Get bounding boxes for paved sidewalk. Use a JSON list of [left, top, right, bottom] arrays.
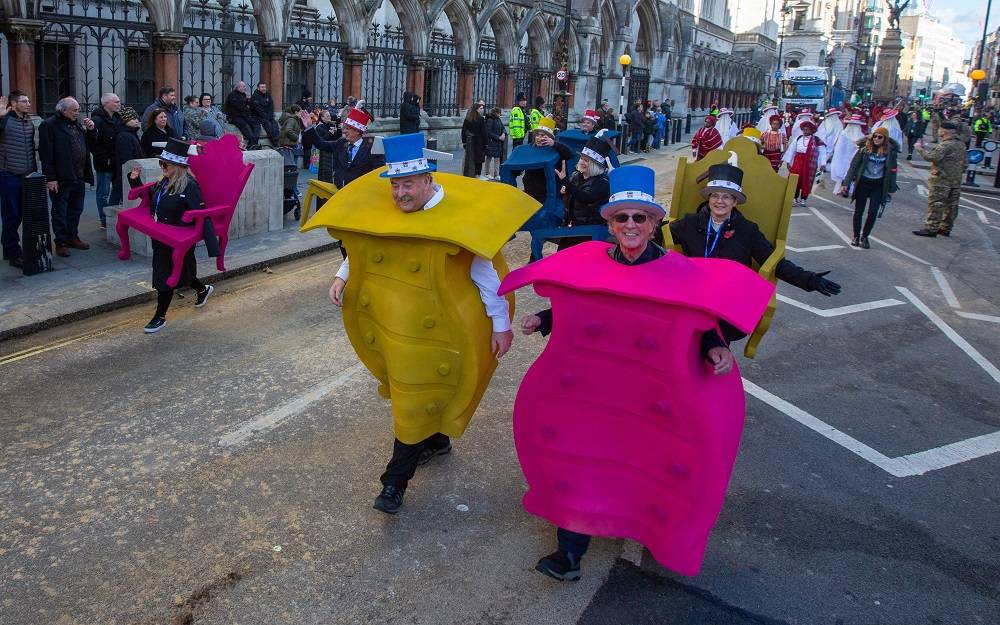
[[0, 138, 691, 341]]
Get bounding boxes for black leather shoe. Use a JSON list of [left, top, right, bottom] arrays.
[[861, 236, 871, 249], [417, 442, 453, 466], [535, 550, 581, 581], [373, 484, 405, 514], [912, 229, 937, 237], [850, 236, 860, 247]]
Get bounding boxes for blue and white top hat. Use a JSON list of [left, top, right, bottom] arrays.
[[378, 132, 452, 178], [599, 165, 666, 220]]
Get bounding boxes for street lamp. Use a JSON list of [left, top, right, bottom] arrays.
[[618, 53, 631, 153]]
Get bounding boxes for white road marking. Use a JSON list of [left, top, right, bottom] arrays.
[[917, 184, 928, 198], [776, 294, 905, 317], [956, 311, 1000, 323], [990, 224, 1000, 232], [808, 207, 857, 246], [868, 236, 932, 265], [810, 194, 852, 212], [786, 244, 844, 252], [896, 287, 1000, 385], [929, 266, 961, 309], [743, 379, 1000, 477], [218, 363, 366, 448], [791, 212, 811, 217], [959, 196, 1000, 216]]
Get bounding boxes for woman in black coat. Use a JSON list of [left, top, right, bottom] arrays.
[[311, 109, 339, 183], [114, 106, 144, 189], [554, 136, 612, 249], [127, 138, 214, 334], [399, 91, 421, 134], [461, 103, 488, 178], [843, 129, 899, 248], [668, 161, 841, 343], [140, 108, 178, 158], [484, 107, 505, 180]]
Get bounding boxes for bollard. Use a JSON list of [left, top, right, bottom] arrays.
[[617, 122, 628, 155], [685, 113, 692, 133], [666, 119, 673, 145]]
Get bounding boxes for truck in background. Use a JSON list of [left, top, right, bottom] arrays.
[[780, 66, 832, 112]]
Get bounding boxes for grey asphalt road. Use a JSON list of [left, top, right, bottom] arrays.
[[1, 159, 998, 625]]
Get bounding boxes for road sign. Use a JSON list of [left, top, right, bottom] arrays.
[[774, 71, 782, 79], [556, 69, 569, 82]]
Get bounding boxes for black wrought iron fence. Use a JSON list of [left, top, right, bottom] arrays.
[[362, 23, 407, 119], [180, 0, 262, 102], [286, 12, 345, 107], [514, 45, 537, 107], [35, 0, 155, 116], [423, 31, 459, 117], [473, 38, 499, 108]]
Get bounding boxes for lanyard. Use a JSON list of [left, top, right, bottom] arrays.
[[705, 221, 724, 257], [154, 186, 166, 217]]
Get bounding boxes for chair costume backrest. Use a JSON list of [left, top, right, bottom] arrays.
[[670, 136, 795, 262], [188, 134, 254, 230]]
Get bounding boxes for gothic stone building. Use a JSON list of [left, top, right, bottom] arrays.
[[0, 0, 768, 142]]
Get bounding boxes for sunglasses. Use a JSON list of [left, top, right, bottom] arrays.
[[612, 213, 649, 224]]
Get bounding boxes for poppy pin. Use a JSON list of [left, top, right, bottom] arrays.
[[723, 230, 734, 239]]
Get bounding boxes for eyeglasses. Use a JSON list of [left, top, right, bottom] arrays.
[[159, 162, 172, 169], [612, 213, 649, 224]]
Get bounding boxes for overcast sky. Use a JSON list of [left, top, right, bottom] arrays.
[[930, 0, 999, 60]]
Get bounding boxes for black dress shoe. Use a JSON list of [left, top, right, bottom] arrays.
[[861, 236, 871, 249], [373, 484, 405, 514], [850, 236, 860, 247], [912, 228, 938, 237], [535, 550, 582, 581]]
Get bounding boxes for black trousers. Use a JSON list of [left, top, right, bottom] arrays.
[[380, 432, 450, 489], [230, 115, 260, 147], [258, 117, 279, 144], [852, 177, 884, 238], [155, 278, 206, 318]]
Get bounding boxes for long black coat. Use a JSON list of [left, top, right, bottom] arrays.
[[313, 122, 337, 183], [250, 90, 275, 121], [485, 115, 505, 158], [399, 91, 421, 134], [90, 106, 121, 173], [224, 90, 252, 120], [462, 114, 488, 165], [129, 174, 205, 290], [114, 125, 143, 184], [561, 171, 609, 226], [38, 114, 95, 185]]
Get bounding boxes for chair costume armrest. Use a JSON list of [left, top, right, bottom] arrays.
[[181, 204, 228, 223], [758, 241, 785, 279], [126, 181, 157, 201]]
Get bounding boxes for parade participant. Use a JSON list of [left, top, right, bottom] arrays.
[[510, 93, 527, 148], [669, 153, 841, 343], [580, 108, 600, 134], [816, 108, 843, 166], [691, 115, 722, 160], [756, 104, 779, 134], [871, 109, 904, 146], [789, 109, 814, 144], [759, 115, 787, 171], [782, 119, 826, 206], [553, 135, 611, 249], [829, 114, 866, 195], [913, 122, 966, 237], [127, 138, 214, 333], [740, 126, 764, 155], [504, 165, 774, 581], [306, 132, 537, 514], [842, 127, 899, 248], [300, 108, 384, 189], [715, 108, 738, 144], [519, 116, 574, 205]]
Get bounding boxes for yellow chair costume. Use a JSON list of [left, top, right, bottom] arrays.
[[302, 168, 539, 444], [663, 136, 797, 358]]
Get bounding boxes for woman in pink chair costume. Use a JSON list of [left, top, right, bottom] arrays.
[[499, 165, 775, 581]]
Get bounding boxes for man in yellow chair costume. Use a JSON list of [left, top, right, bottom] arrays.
[[303, 132, 538, 514]]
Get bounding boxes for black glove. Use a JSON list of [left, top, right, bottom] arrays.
[[810, 270, 841, 297]]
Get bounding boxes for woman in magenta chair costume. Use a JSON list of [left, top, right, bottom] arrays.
[[499, 165, 775, 581]]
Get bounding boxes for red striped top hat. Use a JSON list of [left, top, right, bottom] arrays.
[[343, 108, 371, 132]]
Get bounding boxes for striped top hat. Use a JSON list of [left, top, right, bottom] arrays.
[[846, 114, 866, 126], [378, 132, 451, 178], [599, 165, 665, 220], [581, 136, 612, 166], [583, 109, 600, 123], [699, 151, 746, 204], [158, 137, 198, 166], [343, 108, 371, 132]]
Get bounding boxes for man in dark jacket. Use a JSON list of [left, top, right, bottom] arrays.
[[0, 90, 37, 268], [90, 92, 122, 228], [38, 97, 96, 257], [399, 91, 421, 134], [251, 82, 280, 146], [300, 108, 385, 189], [224, 81, 260, 148], [142, 86, 184, 138]]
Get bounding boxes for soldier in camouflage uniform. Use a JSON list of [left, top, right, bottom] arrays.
[[913, 122, 966, 237]]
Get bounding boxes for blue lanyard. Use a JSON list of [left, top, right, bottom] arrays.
[[705, 221, 724, 257], [154, 187, 166, 217]]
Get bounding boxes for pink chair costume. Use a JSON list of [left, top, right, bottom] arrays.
[[499, 240, 774, 575]]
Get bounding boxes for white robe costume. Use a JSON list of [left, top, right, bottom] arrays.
[[789, 113, 813, 145], [756, 108, 778, 134], [714, 112, 738, 148], [829, 123, 866, 195], [872, 115, 904, 146], [816, 114, 844, 166]]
